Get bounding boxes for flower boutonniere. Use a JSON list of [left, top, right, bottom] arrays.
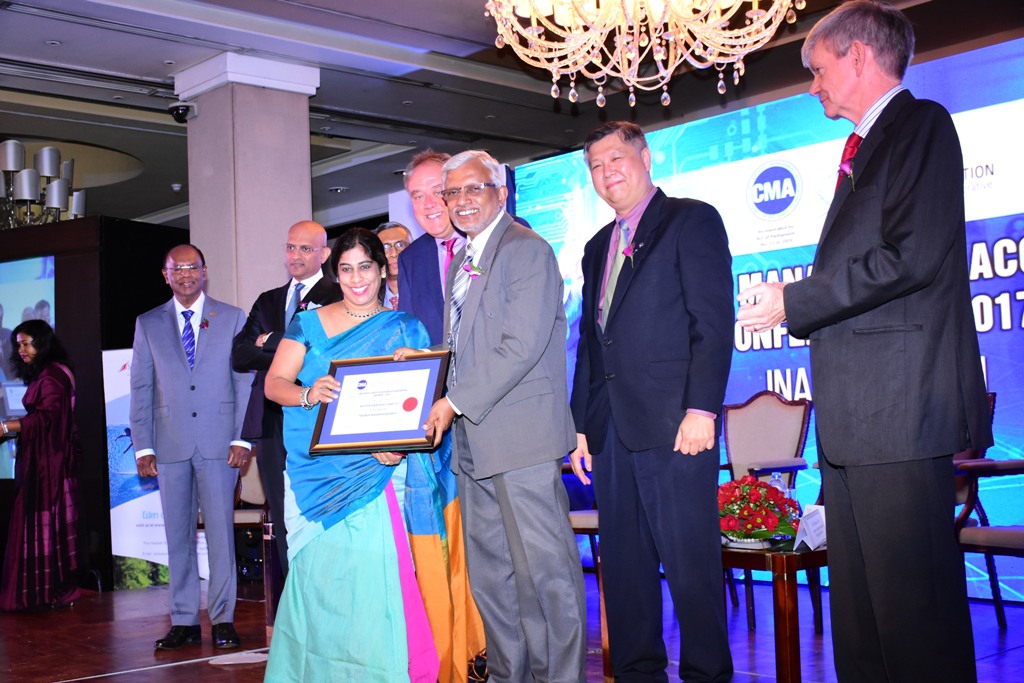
[[463, 261, 485, 280], [199, 318, 210, 330], [297, 301, 309, 313], [623, 241, 644, 267], [839, 159, 856, 191]]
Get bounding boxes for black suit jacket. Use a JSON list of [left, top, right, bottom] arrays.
[[570, 189, 734, 453], [397, 233, 445, 345], [232, 276, 341, 439], [784, 90, 992, 465]]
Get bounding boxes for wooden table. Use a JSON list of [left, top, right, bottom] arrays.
[[721, 546, 828, 683]]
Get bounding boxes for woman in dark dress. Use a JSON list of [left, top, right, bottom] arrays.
[[0, 320, 80, 610]]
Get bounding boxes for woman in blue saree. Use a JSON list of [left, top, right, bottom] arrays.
[[263, 229, 483, 682]]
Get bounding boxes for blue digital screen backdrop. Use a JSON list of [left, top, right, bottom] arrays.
[[515, 37, 1024, 601]]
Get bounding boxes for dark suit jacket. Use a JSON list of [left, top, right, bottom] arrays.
[[570, 189, 734, 453], [398, 233, 446, 345], [444, 213, 576, 479], [784, 90, 992, 465], [232, 276, 341, 440]]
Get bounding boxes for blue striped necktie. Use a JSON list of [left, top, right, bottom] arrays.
[[181, 310, 196, 369]]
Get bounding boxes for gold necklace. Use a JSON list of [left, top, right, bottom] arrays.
[[343, 303, 383, 319]]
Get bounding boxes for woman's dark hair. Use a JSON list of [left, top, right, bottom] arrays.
[[331, 227, 388, 303], [9, 319, 72, 383]]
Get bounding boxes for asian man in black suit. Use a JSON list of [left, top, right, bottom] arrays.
[[569, 121, 734, 682]]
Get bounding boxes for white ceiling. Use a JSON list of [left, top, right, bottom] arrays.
[[2, 0, 1022, 229]]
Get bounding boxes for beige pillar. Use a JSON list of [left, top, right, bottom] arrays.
[[175, 54, 319, 309]]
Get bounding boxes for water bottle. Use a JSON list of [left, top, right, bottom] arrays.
[[768, 472, 786, 494]]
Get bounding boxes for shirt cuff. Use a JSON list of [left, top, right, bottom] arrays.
[[686, 408, 717, 420], [231, 440, 252, 450], [134, 448, 155, 460], [446, 396, 463, 416]]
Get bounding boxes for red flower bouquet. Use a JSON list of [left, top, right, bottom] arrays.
[[718, 475, 801, 541]]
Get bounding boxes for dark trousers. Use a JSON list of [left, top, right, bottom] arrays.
[[256, 410, 288, 576], [592, 418, 733, 682], [820, 450, 977, 683]]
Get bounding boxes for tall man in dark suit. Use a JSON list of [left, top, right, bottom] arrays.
[[398, 150, 466, 344], [568, 121, 734, 682], [738, 3, 991, 681], [232, 220, 337, 574], [130, 244, 251, 650], [419, 150, 586, 683]]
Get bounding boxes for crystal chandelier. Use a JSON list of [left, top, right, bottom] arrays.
[[485, 0, 805, 107], [1, 139, 86, 230]]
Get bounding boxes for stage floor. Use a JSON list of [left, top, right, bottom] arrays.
[[1, 573, 1021, 682]]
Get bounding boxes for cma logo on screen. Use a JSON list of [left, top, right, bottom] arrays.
[[357, 379, 368, 390], [748, 162, 800, 220]]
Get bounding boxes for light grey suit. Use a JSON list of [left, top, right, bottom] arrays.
[[444, 212, 586, 683], [129, 296, 250, 627]]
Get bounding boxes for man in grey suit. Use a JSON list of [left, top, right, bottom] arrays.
[[131, 244, 251, 650], [420, 150, 586, 683]]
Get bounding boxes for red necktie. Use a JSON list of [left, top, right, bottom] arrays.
[[442, 238, 457, 279], [836, 133, 863, 191], [390, 295, 399, 310]]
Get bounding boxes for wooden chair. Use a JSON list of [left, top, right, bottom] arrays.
[[567, 507, 611, 682], [720, 390, 821, 632], [955, 457, 1024, 630], [953, 393, 1017, 630]]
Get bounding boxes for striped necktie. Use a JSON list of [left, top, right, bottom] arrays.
[[447, 244, 475, 383], [181, 310, 196, 369]]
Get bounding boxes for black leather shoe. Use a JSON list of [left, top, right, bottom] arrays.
[[155, 625, 201, 650], [212, 622, 241, 649]]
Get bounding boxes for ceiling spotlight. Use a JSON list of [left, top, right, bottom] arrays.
[[328, 186, 349, 193]]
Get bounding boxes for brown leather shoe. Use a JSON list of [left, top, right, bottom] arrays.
[[212, 622, 241, 649], [155, 625, 201, 650]]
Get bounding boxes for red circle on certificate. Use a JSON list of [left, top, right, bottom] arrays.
[[402, 397, 419, 412]]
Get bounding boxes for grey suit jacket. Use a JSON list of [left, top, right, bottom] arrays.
[[444, 212, 575, 479], [130, 296, 251, 463]]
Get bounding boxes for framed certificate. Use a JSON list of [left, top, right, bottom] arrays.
[[310, 349, 450, 455]]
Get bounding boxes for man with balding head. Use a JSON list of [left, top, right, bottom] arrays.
[[232, 220, 340, 575]]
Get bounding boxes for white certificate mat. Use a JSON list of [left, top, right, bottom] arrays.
[[331, 368, 430, 436]]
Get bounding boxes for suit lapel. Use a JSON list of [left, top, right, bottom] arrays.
[[605, 189, 666, 327], [273, 282, 289, 331], [817, 91, 913, 251], [163, 299, 191, 371], [454, 213, 513, 353], [305, 276, 338, 305], [195, 298, 212, 369]]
